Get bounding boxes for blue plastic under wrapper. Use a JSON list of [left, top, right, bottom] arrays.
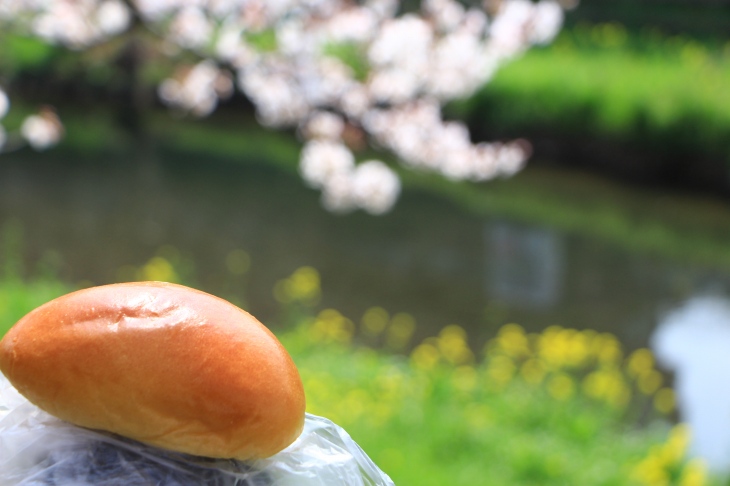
[[0, 374, 395, 486]]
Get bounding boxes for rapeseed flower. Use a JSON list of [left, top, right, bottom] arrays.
[[273, 266, 321, 305], [633, 424, 706, 486]]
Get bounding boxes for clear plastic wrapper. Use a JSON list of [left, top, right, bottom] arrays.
[[0, 374, 394, 486]]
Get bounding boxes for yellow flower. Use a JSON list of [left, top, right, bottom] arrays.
[[310, 308, 354, 344], [583, 369, 630, 408], [496, 323, 530, 358], [362, 306, 389, 336], [627, 348, 655, 378], [632, 425, 699, 486], [633, 454, 670, 486], [679, 458, 707, 486], [638, 370, 663, 395], [654, 388, 676, 414], [662, 424, 691, 465], [385, 312, 416, 350], [486, 355, 516, 387], [594, 333, 623, 367], [139, 256, 178, 282], [547, 373, 575, 401], [438, 325, 474, 366], [274, 266, 321, 304], [537, 327, 593, 369], [411, 343, 440, 371], [520, 358, 546, 384]]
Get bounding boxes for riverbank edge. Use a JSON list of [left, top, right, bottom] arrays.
[[154, 113, 730, 272], [23, 107, 730, 273]]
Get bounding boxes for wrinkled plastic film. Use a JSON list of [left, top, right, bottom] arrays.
[[0, 374, 395, 486]]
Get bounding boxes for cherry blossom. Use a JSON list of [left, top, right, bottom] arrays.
[[0, 0, 568, 214]]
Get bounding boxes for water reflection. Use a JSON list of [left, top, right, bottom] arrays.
[[652, 295, 730, 472], [486, 223, 563, 309]]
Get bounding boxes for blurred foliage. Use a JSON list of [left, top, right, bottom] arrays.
[[322, 41, 370, 82], [0, 34, 57, 74], [0, 26, 191, 112], [243, 29, 278, 53]]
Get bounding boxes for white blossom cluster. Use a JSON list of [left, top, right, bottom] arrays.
[[20, 108, 64, 150], [0, 86, 63, 152], [0, 88, 8, 149], [0, 0, 132, 49], [363, 100, 529, 181], [1, 0, 567, 214], [158, 61, 234, 117], [300, 138, 401, 214]]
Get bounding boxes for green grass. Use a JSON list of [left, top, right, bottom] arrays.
[[454, 23, 730, 160], [0, 278, 69, 337], [0, 221, 69, 336]]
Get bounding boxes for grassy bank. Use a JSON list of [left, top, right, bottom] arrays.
[[0, 267, 716, 486], [406, 164, 730, 271], [455, 23, 730, 170], [146, 113, 730, 273], [9, 104, 730, 275]]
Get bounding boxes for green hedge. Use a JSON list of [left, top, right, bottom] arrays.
[[454, 23, 730, 165]]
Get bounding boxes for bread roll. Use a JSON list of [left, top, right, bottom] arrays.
[[0, 282, 306, 460]]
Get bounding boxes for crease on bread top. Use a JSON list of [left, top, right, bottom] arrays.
[[0, 281, 306, 460]]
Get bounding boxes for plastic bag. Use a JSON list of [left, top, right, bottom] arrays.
[[0, 374, 394, 486]]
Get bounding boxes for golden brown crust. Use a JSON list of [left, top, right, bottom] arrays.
[[0, 282, 305, 460]]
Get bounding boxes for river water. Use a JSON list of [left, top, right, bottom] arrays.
[[3, 143, 730, 470]]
